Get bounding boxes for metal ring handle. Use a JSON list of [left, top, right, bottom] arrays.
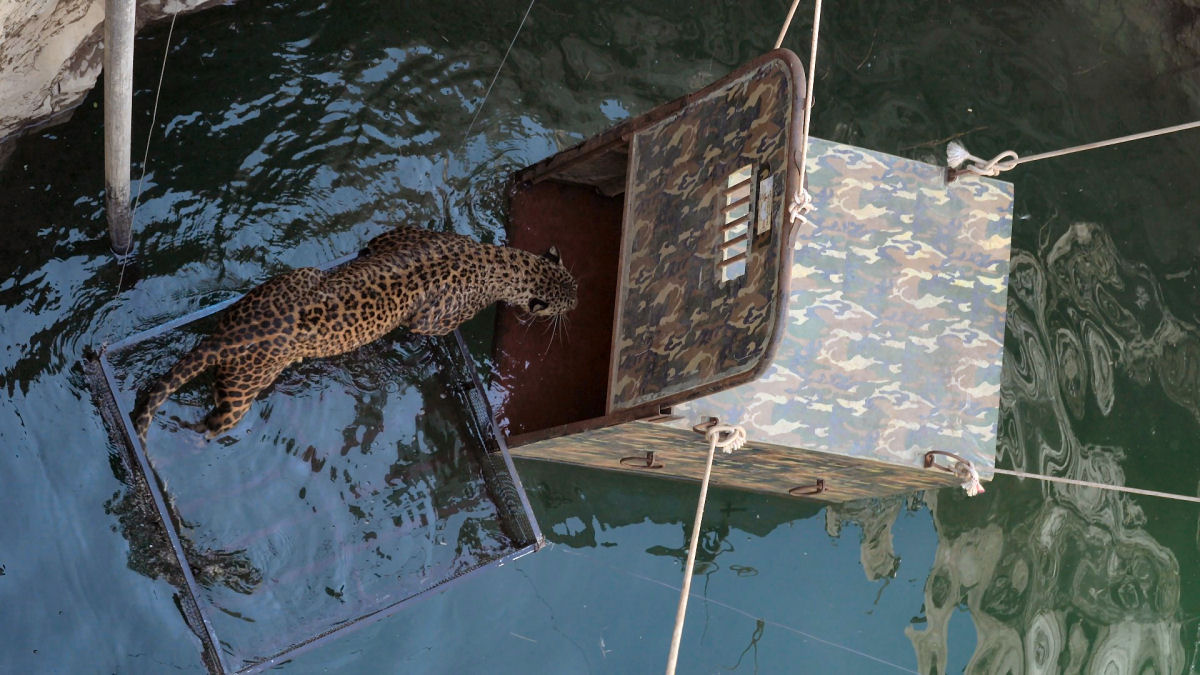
[[619, 451, 664, 470], [788, 478, 826, 497], [691, 417, 719, 435], [924, 450, 970, 473]]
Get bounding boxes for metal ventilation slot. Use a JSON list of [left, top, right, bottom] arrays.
[[719, 164, 754, 281]]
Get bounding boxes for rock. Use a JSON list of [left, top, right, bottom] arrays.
[[0, 0, 231, 144]]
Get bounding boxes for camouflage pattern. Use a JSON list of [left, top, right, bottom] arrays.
[[609, 57, 798, 410], [511, 421, 959, 503], [669, 138, 1013, 478]]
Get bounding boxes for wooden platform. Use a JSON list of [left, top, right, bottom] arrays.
[[510, 421, 959, 503]]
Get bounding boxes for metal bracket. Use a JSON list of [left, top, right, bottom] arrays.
[[923, 450, 968, 473], [619, 451, 664, 470], [641, 406, 682, 423], [691, 416, 719, 435], [788, 479, 826, 497]]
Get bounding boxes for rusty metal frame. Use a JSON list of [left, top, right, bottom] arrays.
[[88, 253, 543, 674]]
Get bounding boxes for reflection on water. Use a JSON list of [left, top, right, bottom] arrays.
[[103, 487, 262, 594], [1008, 220, 1200, 473], [825, 493, 917, 582], [905, 486, 1181, 674], [3, 0, 1200, 671], [826, 222, 1197, 673]]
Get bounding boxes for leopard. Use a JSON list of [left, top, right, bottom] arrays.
[[133, 226, 577, 442]]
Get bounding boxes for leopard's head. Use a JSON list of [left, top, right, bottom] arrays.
[[521, 245, 577, 319]]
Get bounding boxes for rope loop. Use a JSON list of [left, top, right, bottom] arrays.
[[952, 460, 986, 496], [946, 141, 1019, 177], [705, 423, 747, 454], [924, 450, 986, 497], [788, 188, 814, 226], [926, 451, 1200, 504], [947, 120, 1200, 181]]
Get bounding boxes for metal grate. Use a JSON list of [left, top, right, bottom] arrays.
[[719, 164, 755, 281], [85, 256, 542, 674]]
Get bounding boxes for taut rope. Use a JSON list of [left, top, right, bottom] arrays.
[[925, 451, 1200, 504], [775, 0, 824, 225], [117, 12, 178, 292], [461, 0, 536, 147], [947, 119, 1200, 178], [664, 423, 747, 675]]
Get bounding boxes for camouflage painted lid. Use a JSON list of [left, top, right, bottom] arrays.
[[669, 137, 1014, 477], [608, 52, 804, 413]]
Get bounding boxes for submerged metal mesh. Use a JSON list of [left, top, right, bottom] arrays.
[[87, 295, 541, 674], [443, 333, 542, 549]]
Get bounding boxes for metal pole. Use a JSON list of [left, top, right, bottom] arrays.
[[103, 0, 136, 255]]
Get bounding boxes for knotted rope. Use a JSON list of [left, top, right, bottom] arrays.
[[947, 119, 1200, 178], [925, 451, 985, 496], [925, 451, 1200, 503], [778, 0, 824, 227]]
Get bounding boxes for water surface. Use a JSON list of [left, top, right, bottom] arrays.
[[1, 0, 1199, 672]]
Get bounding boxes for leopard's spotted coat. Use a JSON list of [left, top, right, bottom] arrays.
[[133, 227, 576, 440]]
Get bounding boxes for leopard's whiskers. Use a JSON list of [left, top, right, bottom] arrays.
[[517, 309, 536, 340], [541, 311, 569, 356]]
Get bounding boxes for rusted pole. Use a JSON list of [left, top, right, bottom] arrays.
[[103, 0, 136, 255]]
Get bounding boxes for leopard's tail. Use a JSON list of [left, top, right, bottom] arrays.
[[133, 340, 219, 442]]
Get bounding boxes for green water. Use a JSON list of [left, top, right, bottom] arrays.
[[2, 0, 1199, 672]]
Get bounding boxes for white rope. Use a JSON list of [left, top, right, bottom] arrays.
[[776, 0, 823, 227], [924, 452, 985, 496], [991, 467, 1200, 504], [461, 0, 535, 147], [947, 119, 1200, 178], [665, 423, 747, 675], [794, 0, 821, 191], [954, 459, 985, 497], [117, 12, 178, 291], [925, 451, 1200, 504], [773, 0, 802, 50]]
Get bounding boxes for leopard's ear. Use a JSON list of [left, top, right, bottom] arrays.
[[542, 245, 561, 265]]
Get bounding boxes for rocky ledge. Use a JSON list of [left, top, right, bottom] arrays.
[[0, 0, 232, 144]]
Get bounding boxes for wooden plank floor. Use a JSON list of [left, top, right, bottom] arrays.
[[511, 421, 960, 503]]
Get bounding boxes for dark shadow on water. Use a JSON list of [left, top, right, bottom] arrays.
[[102, 487, 262, 594]]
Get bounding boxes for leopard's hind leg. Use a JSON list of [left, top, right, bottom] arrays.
[[204, 353, 291, 438]]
